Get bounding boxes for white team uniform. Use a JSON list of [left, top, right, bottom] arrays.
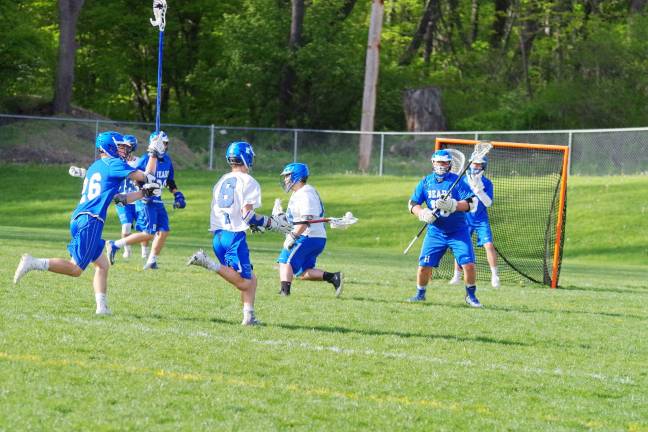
[[210, 171, 262, 232], [287, 184, 326, 238]]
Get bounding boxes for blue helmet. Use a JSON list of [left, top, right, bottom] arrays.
[[280, 162, 309, 192], [470, 155, 488, 175], [95, 131, 126, 159], [123, 134, 138, 154], [226, 141, 255, 168], [431, 149, 452, 176]]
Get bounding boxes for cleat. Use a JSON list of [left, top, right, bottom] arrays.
[[95, 307, 112, 316], [13, 254, 36, 284], [187, 250, 210, 268], [448, 275, 462, 285], [241, 314, 261, 326], [491, 275, 500, 288], [408, 293, 426, 302], [106, 241, 119, 265], [143, 261, 158, 270], [331, 272, 343, 297], [279, 287, 290, 296], [465, 286, 482, 308]]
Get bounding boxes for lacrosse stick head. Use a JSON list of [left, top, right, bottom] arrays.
[[446, 148, 467, 175], [150, 0, 168, 31], [330, 212, 358, 230], [470, 141, 493, 163]]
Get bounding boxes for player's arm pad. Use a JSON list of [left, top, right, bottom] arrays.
[[466, 196, 478, 212], [408, 200, 418, 214], [242, 210, 268, 229], [166, 178, 177, 191], [474, 190, 492, 207]]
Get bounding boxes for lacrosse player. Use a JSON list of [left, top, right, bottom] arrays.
[[186, 141, 290, 326], [106, 131, 186, 270], [13, 131, 162, 314], [449, 155, 499, 288], [275, 163, 343, 297], [407, 149, 483, 307], [113, 134, 144, 259]]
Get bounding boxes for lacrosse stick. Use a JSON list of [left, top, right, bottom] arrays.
[[293, 212, 359, 230], [150, 0, 167, 132], [68, 165, 87, 178], [403, 142, 492, 255]]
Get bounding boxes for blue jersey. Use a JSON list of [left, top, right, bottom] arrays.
[[118, 159, 140, 194], [72, 157, 136, 222], [464, 175, 494, 226], [410, 172, 474, 233], [136, 153, 174, 203]]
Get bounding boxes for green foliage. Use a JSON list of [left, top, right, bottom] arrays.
[[3, 0, 648, 131]]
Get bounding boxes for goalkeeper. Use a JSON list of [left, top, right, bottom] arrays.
[[274, 163, 343, 297], [449, 156, 500, 288], [13, 131, 162, 315], [186, 141, 291, 326], [407, 149, 483, 308]]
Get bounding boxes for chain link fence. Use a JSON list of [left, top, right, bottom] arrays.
[[1, 114, 647, 175]]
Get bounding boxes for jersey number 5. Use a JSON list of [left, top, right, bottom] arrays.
[[80, 173, 102, 203]]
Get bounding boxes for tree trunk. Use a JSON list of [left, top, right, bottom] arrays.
[[399, 0, 439, 66], [402, 87, 446, 132], [469, 0, 479, 45], [278, 0, 305, 127], [630, 0, 648, 13], [491, 0, 511, 49], [358, 0, 384, 172], [53, 0, 85, 114]]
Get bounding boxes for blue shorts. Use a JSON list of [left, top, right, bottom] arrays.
[[469, 221, 494, 247], [137, 201, 169, 234], [116, 203, 137, 225], [67, 214, 105, 270], [212, 230, 253, 280], [277, 236, 326, 276], [419, 225, 475, 267]]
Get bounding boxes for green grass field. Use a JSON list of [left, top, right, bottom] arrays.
[[1, 166, 647, 430]]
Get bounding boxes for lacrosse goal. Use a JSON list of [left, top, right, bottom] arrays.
[[435, 138, 569, 288]]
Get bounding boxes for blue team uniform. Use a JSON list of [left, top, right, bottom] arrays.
[[135, 153, 174, 234], [463, 175, 494, 246], [115, 164, 140, 226], [410, 172, 476, 267], [68, 157, 135, 269]]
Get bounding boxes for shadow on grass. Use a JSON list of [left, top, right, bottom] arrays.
[[342, 295, 648, 321]]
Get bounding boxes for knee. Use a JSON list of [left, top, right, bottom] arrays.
[[71, 267, 83, 277], [462, 263, 475, 271]]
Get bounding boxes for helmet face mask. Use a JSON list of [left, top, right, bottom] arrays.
[[431, 150, 453, 176], [280, 162, 309, 192], [469, 155, 488, 175], [122, 135, 138, 157], [226, 141, 255, 169]]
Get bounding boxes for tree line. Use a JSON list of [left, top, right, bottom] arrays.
[[2, 0, 648, 131]]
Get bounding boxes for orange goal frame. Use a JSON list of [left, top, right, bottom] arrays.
[[435, 137, 569, 288]]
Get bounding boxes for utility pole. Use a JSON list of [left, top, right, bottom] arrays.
[[358, 0, 384, 172]]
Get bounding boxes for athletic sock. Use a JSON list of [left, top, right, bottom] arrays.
[[416, 285, 427, 296], [490, 266, 499, 277], [34, 258, 49, 271], [141, 246, 149, 258], [322, 272, 335, 283], [95, 293, 107, 309], [114, 239, 126, 249], [146, 254, 157, 265], [280, 281, 291, 294]]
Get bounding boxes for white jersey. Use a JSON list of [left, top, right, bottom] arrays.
[[210, 171, 262, 232], [287, 184, 326, 238]]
